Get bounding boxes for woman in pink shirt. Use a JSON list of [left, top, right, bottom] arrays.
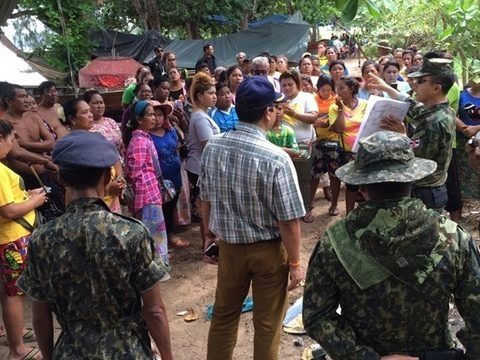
[[124, 100, 170, 278]]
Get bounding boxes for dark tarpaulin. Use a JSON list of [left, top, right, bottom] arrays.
[[165, 22, 310, 69], [91, 29, 171, 64]]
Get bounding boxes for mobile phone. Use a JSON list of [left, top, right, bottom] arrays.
[[174, 100, 182, 110], [204, 243, 219, 257]]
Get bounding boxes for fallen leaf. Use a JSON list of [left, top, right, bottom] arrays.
[[176, 310, 188, 316]]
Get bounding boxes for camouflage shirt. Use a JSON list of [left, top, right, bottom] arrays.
[[18, 198, 168, 359], [403, 97, 455, 187], [303, 198, 480, 360]]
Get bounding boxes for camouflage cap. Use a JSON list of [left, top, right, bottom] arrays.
[[407, 58, 453, 78], [335, 131, 437, 185]]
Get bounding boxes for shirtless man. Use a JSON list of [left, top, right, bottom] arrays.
[[2, 84, 55, 188], [36, 81, 68, 139]]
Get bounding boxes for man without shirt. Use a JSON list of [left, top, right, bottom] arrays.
[[2, 84, 55, 188], [36, 81, 68, 140]]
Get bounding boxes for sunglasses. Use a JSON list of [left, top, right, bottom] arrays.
[[415, 78, 436, 85]]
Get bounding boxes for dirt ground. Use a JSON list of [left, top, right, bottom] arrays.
[[1, 190, 479, 360]]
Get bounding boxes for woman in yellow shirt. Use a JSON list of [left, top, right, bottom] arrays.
[[0, 119, 45, 359], [329, 76, 367, 215]]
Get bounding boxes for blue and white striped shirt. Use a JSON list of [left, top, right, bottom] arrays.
[[199, 122, 305, 244]]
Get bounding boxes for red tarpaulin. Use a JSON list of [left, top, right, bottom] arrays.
[[79, 57, 142, 89]]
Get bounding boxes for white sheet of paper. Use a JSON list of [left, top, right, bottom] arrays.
[[352, 95, 410, 152]]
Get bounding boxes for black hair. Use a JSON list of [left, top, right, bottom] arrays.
[[361, 60, 380, 76], [195, 62, 209, 73], [37, 81, 56, 95], [217, 69, 228, 84], [134, 82, 151, 95], [316, 74, 335, 90], [236, 105, 269, 124], [123, 101, 150, 146], [0, 118, 14, 137], [279, 70, 301, 89], [149, 75, 170, 92], [363, 182, 412, 199], [301, 74, 313, 85], [226, 65, 243, 81], [1, 83, 24, 106], [82, 90, 101, 103], [59, 167, 110, 190], [329, 60, 346, 73], [154, 45, 163, 52], [215, 81, 228, 93], [203, 43, 213, 53], [299, 56, 312, 68], [63, 98, 83, 125], [402, 50, 414, 58], [135, 66, 150, 82], [339, 76, 360, 96], [383, 60, 400, 71]]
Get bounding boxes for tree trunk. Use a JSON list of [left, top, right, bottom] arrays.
[[131, 0, 160, 31], [286, 0, 294, 15], [186, 21, 201, 39], [240, 14, 249, 31]]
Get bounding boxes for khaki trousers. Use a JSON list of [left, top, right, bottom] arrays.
[[206, 239, 288, 360]]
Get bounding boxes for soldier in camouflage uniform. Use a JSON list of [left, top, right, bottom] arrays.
[[17, 131, 173, 360], [368, 58, 456, 212], [303, 131, 480, 360]]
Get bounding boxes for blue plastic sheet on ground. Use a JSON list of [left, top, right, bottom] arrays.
[[205, 296, 254, 321]]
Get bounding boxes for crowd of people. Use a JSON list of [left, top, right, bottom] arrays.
[[0, 36, 479, 360]]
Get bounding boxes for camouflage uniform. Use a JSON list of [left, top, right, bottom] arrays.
[[304, 131, 480, 359], [403, 97, 455, 187], [303, 198, 480, 359], [18, 198, 168, 359]]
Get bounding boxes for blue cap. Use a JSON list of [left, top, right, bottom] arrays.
[[235, 77, 285, 111], [53, 130, 120, 170]]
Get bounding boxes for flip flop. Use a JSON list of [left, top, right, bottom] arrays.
[[23, 328, 36, 342], [169, 239, 190, 249], [302, 211, 315, 223], [21, 347, 41, 360], [328, 207, 339, 216]]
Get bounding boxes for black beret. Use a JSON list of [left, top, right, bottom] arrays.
[[53, 130, 120, 170]]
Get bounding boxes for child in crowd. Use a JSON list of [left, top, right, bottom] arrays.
[[266, 102, 299, 158], [208, 83, 238, 132]]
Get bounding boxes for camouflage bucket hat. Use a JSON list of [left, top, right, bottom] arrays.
[[335, 131, 437, 185], [407, 58, 453, 78]]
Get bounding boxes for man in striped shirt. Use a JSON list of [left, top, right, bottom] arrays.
[[200, 77, 305, 360]]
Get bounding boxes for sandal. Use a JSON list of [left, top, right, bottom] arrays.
[[328, 207, 339, 216], [302, 210, 315, 223], [169, 239, 190, 249]]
